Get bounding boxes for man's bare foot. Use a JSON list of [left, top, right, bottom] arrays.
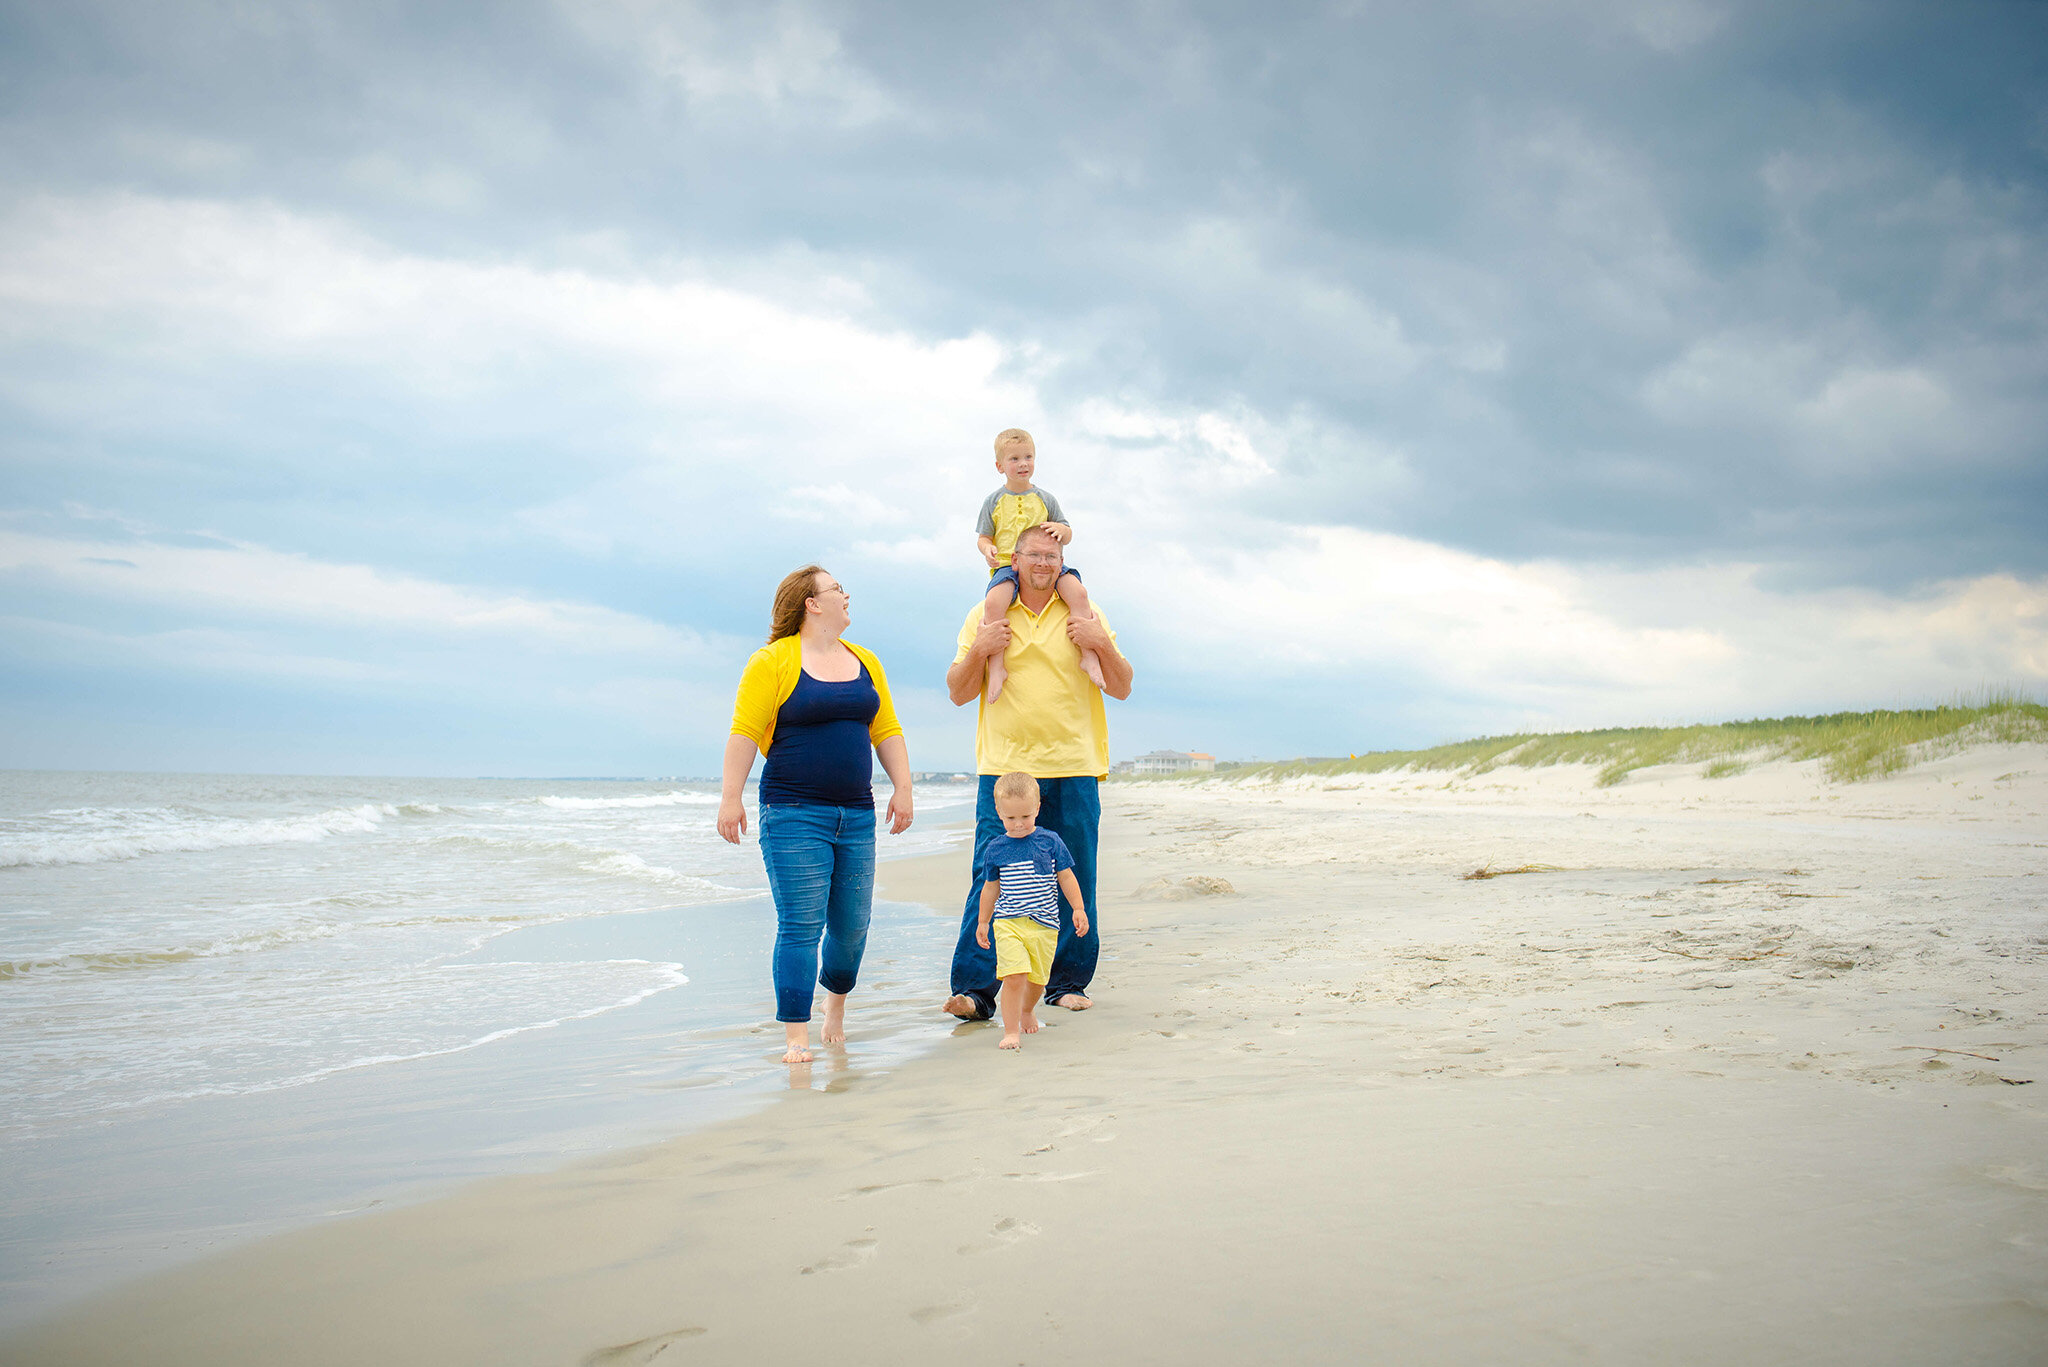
[[1021, 1011, 1040, 1034], [999, 1032, 1022, 1050], [1079, 648, 1106, 690], [1053, 993, 1092, 1011], [821, 992, 847, 1044], [943, 993, 986, 1021]]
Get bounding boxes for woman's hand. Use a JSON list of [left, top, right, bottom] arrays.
[[718, 735, 760, 844], [875, 736, 913, 834], [885, 785, 913, 835], [716, 795, 748, 844]]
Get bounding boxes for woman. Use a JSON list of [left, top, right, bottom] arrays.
[[718, 565, 914, 1063]]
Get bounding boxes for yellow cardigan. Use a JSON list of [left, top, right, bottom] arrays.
[[728, 634, 904, 756]]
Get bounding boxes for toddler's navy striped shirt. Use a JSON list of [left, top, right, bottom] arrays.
[[979, 829, 1075, 930]]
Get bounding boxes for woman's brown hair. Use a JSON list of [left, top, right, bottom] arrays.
[[768, 565, 828, 643]]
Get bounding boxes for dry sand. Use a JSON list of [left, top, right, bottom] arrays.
[[9, 747, 2047, 1365]]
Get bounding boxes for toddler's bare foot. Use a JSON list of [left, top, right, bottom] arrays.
[[821, 993, 847, 1044], [986, 656, 1007, 703], [1079, 648, 1106, 690], [1021, 1011, 1040, 1034], [998, 1032, 1022, 1050]]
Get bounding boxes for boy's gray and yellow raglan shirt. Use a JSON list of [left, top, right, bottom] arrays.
[[976, 485, 1069, 566]]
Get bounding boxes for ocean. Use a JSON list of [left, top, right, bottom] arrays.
[[0, 770, 978, 1325]]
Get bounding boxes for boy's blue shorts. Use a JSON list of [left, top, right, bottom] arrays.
[[989, 563, 1081, 594]]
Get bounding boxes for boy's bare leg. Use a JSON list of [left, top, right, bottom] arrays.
[[982, 581, 1016, 701], [820, 990, 848, 1044], [997, 975, 1028, 1049], [1020, 981, 1044, 1035], [782, 1021, 812, 1064], [1055, 575, 1107, 689]]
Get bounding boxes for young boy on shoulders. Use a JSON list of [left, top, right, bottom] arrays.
[[974, 772, 1090, 1050], [975, 428, 1105, 701]]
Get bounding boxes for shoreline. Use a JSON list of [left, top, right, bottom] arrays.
[[9, 751, 2046, 1364], [1, 826, 978, 1332]]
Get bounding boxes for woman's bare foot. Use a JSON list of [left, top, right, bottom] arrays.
[[821, 991, 848, 1044], [943, 993, 986, 1020], [1021, 1010, 1041, 1034], [782, 1022, 812, 1064], [998, 1032, 1022, 1050], [1054, 993, 1092, 1011]]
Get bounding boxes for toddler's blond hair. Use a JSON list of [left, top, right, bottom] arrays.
[[993, 427, 1034, 455], [992, 771, 1039, 803]]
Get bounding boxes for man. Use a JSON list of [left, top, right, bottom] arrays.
[[944, 524, 1133, 1020]]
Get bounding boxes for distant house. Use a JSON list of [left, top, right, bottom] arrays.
[[1129, 749, 1217, 775]]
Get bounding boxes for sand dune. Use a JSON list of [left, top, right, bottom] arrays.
[[9, 746, 2045, 1365]]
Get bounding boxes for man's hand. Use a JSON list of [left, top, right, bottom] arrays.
[[975, 918, 992, 949], [1038, 521, 1072, 545], [1066, 615, 1113, 654], [971, 618, 1013, 659]]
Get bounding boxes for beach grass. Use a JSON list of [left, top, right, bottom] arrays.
[[1127, 692, 2048, 788]]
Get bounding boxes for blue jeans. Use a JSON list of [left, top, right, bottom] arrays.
[[988, 564, 1082, 592], [949, 775, 1099, 1018], [759, 802, 876, 1023]]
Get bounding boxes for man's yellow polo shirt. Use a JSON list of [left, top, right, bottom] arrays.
[[954, 597, 1114, 779]]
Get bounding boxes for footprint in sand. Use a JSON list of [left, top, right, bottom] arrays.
[[1055, 1114, 1115, 1142], [582, 1327, 707, 1365], [839, 1177, 946, 1200], [800, 1235, 879, 1274], [958, 1215, 1041, 1255], [909, 1299, 976, 1327]]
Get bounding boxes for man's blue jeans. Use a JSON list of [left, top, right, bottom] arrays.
[[949, 774, 1099, 1018], [759, 802, 876, 1023]]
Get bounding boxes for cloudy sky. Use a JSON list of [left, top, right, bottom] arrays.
[[2, 0, 2044, 776]]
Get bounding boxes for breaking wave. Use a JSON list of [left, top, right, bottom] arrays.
[[1, 804, 398, 870]]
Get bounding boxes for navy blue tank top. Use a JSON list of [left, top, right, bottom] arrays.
[[758, 663, 880, 809]]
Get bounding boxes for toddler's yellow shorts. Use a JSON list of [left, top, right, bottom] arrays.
[[992, 917, 1057, 985]]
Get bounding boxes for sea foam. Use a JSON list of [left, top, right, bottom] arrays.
[[537, 791, 720, 810], [0, 803, 398, 869]]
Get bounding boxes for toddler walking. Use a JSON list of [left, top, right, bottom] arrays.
[[974, 428, 1105, 701], [974, 772, 1090, 1050]]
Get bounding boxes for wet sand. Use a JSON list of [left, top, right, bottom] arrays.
[[8, 747, 2046, 1365]]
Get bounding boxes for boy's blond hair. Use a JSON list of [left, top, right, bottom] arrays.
[[992, 771, 1039, 803], [993, 427, 1034, 455]]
